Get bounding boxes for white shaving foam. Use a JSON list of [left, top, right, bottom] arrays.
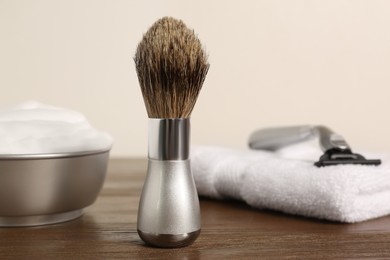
[[0, 101, 113, 154]]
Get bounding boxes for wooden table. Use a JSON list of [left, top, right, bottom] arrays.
[[1, 158, 390, 259]]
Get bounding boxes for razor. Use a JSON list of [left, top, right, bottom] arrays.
[[248, 125, 381, 167]]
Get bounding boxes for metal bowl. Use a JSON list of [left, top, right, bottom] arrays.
[[0, 150, 110, 227]]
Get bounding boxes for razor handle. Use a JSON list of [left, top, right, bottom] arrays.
[[248, 125, 381, 167], [248, 125, 351, 152], [137, 118, 201, 248]]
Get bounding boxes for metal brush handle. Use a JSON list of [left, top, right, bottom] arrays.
[[137, 118, 201, 248], [248, 125, 351, 152]]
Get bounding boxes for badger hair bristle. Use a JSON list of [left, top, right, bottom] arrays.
[[134, 17, 209, 118]]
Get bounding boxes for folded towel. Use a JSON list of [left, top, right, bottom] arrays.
[[191, 144, 390, 223]]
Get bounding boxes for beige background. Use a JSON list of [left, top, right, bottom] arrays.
[[1, 0, 389, 157]]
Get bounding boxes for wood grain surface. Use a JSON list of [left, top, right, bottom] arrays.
[[1, 158, 390, 259]]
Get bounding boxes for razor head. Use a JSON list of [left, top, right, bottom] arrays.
[[315, 148, 381, 167]]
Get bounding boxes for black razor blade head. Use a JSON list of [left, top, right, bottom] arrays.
[[315, 159, 381, 167], [314, 149, 382, 167]]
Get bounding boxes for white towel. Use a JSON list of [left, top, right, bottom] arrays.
[[191, 143, 390, 223]]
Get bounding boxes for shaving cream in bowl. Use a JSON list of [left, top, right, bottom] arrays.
[[0, 101, 113, 226]]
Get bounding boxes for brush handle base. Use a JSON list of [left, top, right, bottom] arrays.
[[137, 159, 201, 248], [137, 229, 200, 248]]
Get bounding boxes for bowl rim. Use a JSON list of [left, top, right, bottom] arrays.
[[0, 148, 111, 160]]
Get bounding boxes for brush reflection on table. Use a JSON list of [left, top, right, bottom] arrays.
[[1, 158, 390, 259]]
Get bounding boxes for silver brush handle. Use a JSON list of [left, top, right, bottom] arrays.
[[248, 125, 351, 152], [137, 119, 201, 248]]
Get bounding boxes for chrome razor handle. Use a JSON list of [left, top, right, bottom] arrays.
[[137, 118, 201, 248], [249, 125, 351, 152], [248, 125, 317, 151], [315, 125, 351, 152]]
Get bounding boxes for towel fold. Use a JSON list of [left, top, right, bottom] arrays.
[[191, 144, 390, 223]]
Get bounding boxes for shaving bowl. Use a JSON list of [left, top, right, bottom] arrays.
[[0, 149, 110, 227]]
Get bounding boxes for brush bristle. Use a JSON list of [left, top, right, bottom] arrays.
[[134, 17, 209, 118]]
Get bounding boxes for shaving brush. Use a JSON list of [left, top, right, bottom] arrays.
[[134, 17, 209, 248]]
